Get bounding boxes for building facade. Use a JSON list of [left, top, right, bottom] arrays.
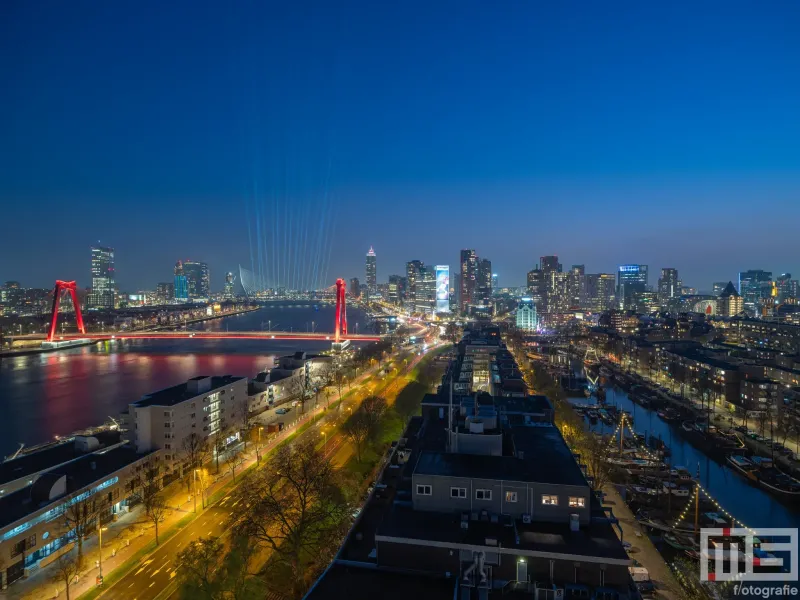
[[365, 247, 377, 297], [617, 265, 648, 310], [657, 268, 679, 307], [516, 297, 538, 331], [88, 246, 115, 309], [183, 261, 210, 300], [738, 270, 772, 316], [477, 258, 493, 307], [223, 272, 235, 299], [174, 261, 189, 302], [460, 250, 478, 314]]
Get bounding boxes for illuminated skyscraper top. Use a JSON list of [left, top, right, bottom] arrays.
[[365, 246, 377, 295]]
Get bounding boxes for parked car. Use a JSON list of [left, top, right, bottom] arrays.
[[275, 407, 289, 415]]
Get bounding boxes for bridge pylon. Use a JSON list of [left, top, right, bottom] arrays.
[[47, 280, 85, 342], [334, 279, 348, 343]]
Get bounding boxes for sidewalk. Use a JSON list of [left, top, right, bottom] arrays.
[[602, 485, 682, 600]]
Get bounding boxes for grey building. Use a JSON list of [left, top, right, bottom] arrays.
[[183, 261, 210, 300], [738, 270, 772, 316], [657, 268, 679, 307], [617, 265, 648, 310]]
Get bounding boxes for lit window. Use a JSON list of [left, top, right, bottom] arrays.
[[542, 495, 559, 506], [476, 489, 492, 501], [450, 487, 467, 498], [505, 491, 518, 503], [416, 485, 432, 496], [569, 497, 586, 508]]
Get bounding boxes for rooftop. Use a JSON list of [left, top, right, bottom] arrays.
[[0, 445, 152, 531], [414, 424, 586, 487], [306, 563, 455, 600], [377, 503, 629, 564], [132, 375, 245, 407], [0, 430, 122, 486]]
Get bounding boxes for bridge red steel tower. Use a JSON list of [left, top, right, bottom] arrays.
[[47, 280, 86, 342], [334, 278, 348, 343]]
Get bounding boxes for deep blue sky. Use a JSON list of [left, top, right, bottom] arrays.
[[2, 1, 800, 291]]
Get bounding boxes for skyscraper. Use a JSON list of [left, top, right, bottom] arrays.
[[617, 265, 648, 309], [349, 277, 360, 299], [459, 249, 477, 313], [739, 270, 772, 316], [477, 258, 492, 306], [174, 261, 189, 302], [415, 266, 436, 315], [388, 275, 405, 306], [88, 245, 115, 308], [223, 272, 235, 299], [526, 268, 545, 309], [156, 282, 174, 304], [365, 247, 377, 297], [567, 264, 585, 309], [405, 260, 423, 308], [183, 261, 210, 300], [584, 273, 617, 312], [658, 268, 679, 306], [540, 255, 562, 274], [776, 273, 798, 303]]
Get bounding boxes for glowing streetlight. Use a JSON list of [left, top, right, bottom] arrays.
[[97, 522, 109, 584]]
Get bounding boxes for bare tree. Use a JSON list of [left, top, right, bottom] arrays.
[[176, 536, 223, 599], [179, 433, 210, 492], [341, 411, 371, 462], [63, 497, 96, 566], [212, 425, 232, 474], [580, 435, 613, 492], [225, 449, 246, 483], [147, 493, 169, 545], [360, 396, 388, 441], [230, 440, 349, 599], [51, 545, 81, 600]]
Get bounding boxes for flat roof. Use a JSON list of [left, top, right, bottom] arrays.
[[0, 445, 151, 530], [132, 375, 245, 407], [377, 504, 629, 564], [0, 430, 122, 486], [306, 563, 455, 600], [414, 424, 586, 487]]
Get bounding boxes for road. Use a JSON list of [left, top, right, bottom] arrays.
[[92, 342, 434, 600]]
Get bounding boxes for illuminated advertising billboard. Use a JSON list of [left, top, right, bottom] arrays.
[[435, 265, 450, 313]]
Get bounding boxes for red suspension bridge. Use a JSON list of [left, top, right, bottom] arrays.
[[37, 278, 381, 344]]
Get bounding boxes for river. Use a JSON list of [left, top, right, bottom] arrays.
[[0, 305, 368, 457], [570, 381, 800, 529]]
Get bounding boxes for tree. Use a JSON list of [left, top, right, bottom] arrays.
[[238, 405, 253, 453], [51, 545, 81, 600], [580, 435, 613, 492], [230, 440, 349, 599], [225, 449, 246, 483], [179, 433, 210, 492], [341, 411, 371, 462], [176, 536, 223, 599], [147, 493, 169, 545], [212, 425, 232, 474], [444, 322, 462, 347], [63, 497, 97, 566], [360, 396, 388, 440]]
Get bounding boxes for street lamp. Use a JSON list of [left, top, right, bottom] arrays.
[[322, 431, 328, 454], [98, 522, 108, 584], [257, 426, 264, 462]]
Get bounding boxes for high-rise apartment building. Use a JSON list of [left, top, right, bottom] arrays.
[[491, 273, 498, 291], [183, 261, 210, 300], [585, 273, 616, 312], [739, 270, 772, 316], [365, 247, 377, 297], [349, 277, 360, 299], [88, 245, 115, 308], [567, 264, 585, 309], [712, 281, 728, 296], [718, 281, 744, 317], [223, 272, 235, 299], [156, 282, 174, 304], [477, 258, 492, 306], [617, 265, 648, 309], [415, 266, 436, 315], [174, 261, 189, 302], [459, 250, 478, 313], [658, 268, 679, 306], [547, 271, 570, 313], [388, 275, 405, 306], [776, 273, 798, 303], [526, 268, 545, 309], [540, 255, 562, 274], [406, 260, 424, 308]]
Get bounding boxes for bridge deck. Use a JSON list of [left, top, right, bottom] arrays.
[[21, 331, 382, 342]]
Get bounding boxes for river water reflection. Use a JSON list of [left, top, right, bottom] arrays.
[[0, 305, 367, 456]]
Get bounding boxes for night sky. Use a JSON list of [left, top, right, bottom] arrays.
[[2, 1, 800, 291]]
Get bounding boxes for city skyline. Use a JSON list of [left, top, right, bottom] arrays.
[[2, 2, 800, 289]]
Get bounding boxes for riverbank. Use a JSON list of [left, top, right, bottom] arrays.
[[0, 307, 261, 358]]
